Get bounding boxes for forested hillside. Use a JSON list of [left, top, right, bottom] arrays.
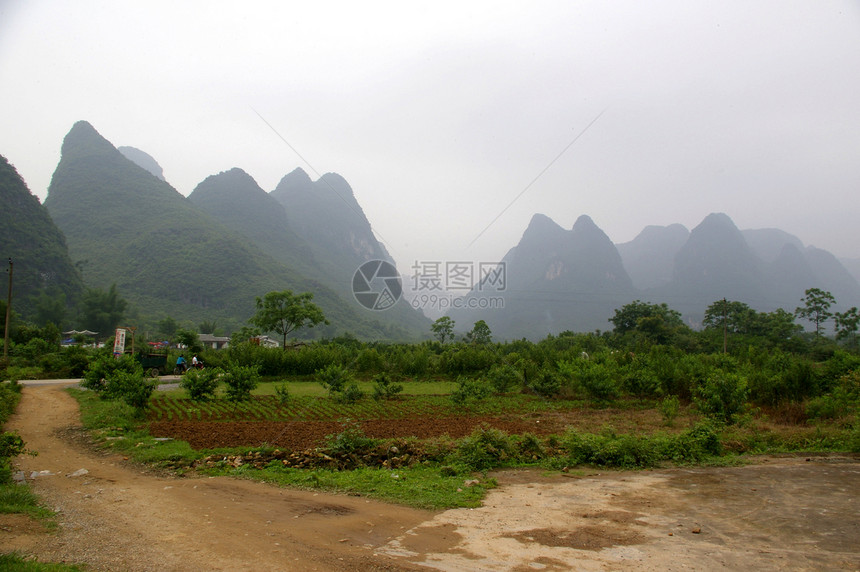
[[0, 154, 82, 323]]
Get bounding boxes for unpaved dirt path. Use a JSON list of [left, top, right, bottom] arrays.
[[3, 384, 859, 571], [3, 384, 429, 571]]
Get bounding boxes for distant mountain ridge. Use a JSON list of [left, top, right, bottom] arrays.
[[9, 120, 858, 341], [447, 211, 860, 340], [448, 214, 637, 339], [42, 121, 425, 339], [118, 146, 165, 181], [190, 166, 429, 334], [617, 224, 689, 290]]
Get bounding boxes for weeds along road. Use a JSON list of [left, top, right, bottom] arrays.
[[3, 382, 859, 571]]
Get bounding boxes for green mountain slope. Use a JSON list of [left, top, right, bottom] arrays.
[[42, 121, 406, 338], [0, 154, 83, 324], [188, 168, 320, 283]]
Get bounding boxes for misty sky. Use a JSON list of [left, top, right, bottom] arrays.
[[1, 1, 859, 273]]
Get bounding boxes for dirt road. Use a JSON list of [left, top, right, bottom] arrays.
[[3, 384, 859, 571]]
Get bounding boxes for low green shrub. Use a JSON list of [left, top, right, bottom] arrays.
[[693, 373, 749, 424], [561, 428, 656, 468], [109, 370, 156, 412], [325, 420, 378, 454], [317, 363, 352, 394], [81, 355, 154, 413], [452, 425, 514, 471], [338, 382, 365, 404], [487, 363, 522, 394], [450, 376, 492, 406], [559, 422, 722, 469], [221, 364, 260, 402], [657, 422, 722, 463], [180, 368, 221, 402], [0, 431, 28, 484], [529, 368, 561, 398], [658, 395, 680, 426], [372, 372, 403, 401], [0, 380, 22, 423], [274, 383, 291, 405]]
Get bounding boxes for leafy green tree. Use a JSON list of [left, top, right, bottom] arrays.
[[249, 290, 328, 349], [610, 300, 686, 345], [757, 308, 804, 344], [795, 288, 836, 338], [609, 300, 683, 334], [430, 316, 455, 343], [79, 284, 127, 339], [174, 328, 203, 353], [703, 300, 756, 335], [834, 307, 859, 347], [464, 320, 492, 345]]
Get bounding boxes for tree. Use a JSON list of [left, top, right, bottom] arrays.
[[609, 300, 686, 345], [756, 308, 804, 344], [703, 300, 755, 335], [431, 316, 455, 343], [795, 288, 835, 338], [834, 307, 859, 347], [249, 290, 328, 350], [609, 300, 683, 334], [175, 328, 203, 353], [464, 319, 492, 345], [78, 284, 127, 339]]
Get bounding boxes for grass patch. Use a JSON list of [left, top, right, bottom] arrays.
[[0, 553, 85, 572], [253, 379, 458, 397], [212, 464, 492, 510], [0, 484, 55, 521]]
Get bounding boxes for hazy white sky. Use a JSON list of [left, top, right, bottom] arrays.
[[1, 0, 859, 271]]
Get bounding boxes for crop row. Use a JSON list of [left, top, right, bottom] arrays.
[[146, 395, 475, 422]]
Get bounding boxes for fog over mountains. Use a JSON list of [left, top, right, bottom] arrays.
[[2, 120, 858, 341], [448, 212, 860, 340]]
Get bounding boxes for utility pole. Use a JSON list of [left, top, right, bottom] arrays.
[[722, 298, 728, 354], [3, 258, 12, 365]]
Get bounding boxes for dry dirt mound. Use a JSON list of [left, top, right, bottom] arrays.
[[4, 383, 859, 571]]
